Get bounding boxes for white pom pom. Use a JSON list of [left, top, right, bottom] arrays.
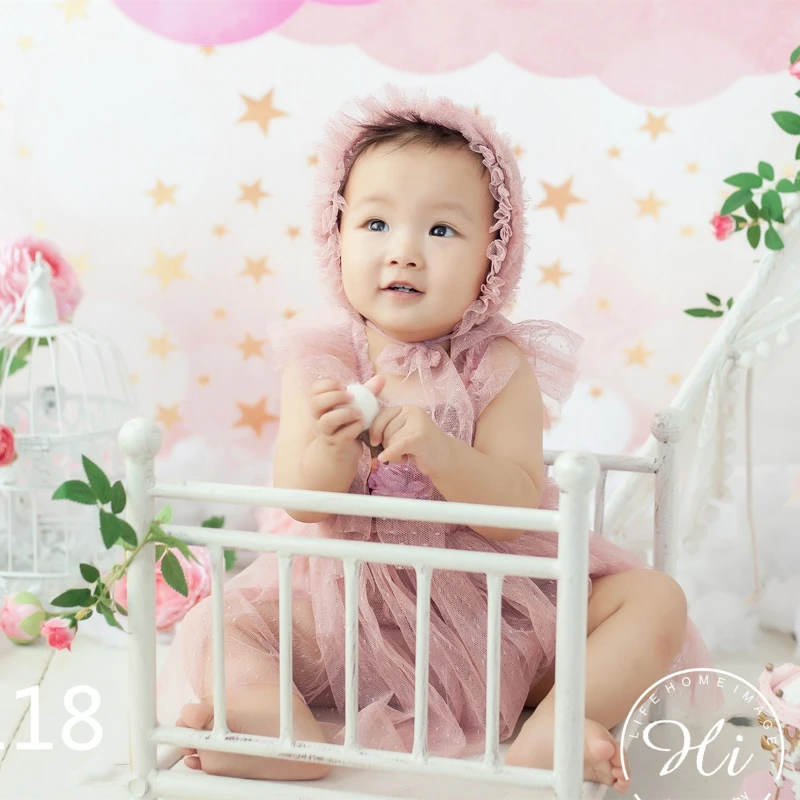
[[777, 328, 790, 347], [346, 383, 379, 430], [756, 341, 770, 359], [738, 352, 754, 369]]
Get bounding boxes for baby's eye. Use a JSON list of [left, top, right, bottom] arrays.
[[367, 219, 388, 232], [430, 224, 456, 237]]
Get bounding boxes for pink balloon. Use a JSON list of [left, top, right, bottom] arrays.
[[111, 0, 378, 46]]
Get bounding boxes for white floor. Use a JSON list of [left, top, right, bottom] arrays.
[[0, 627, 794, 800]]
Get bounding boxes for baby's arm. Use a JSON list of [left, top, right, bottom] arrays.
[[272, 367, 363, 523], [431, 339, 545, 541]]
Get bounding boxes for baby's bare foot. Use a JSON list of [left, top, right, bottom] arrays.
[[505, 711, 630, 791], [175, 701, 331, 781]]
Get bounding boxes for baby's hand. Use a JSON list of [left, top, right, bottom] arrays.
[[310, 376, 385, 454], [369, 405, 451, 477]]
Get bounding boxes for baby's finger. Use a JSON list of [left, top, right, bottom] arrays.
[[363, 374, 386, 397], [310, 379, 343, 396], [310, 389, 353, 418], [369, 406, 402, 447], [319, 406, 362, 437], [377, 438, 410, 464]]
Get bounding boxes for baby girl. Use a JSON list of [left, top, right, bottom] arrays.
[[161, 87, 712, 792]]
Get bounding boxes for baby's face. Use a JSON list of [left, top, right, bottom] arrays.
[[339, 141, 496, 342]]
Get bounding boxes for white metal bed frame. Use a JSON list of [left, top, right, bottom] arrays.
[[120, 408, 681, 800]]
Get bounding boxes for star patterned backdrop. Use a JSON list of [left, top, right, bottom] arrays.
[[2, 0, 800, 519]]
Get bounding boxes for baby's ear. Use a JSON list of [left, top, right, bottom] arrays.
[[363, 374, 386, 397]]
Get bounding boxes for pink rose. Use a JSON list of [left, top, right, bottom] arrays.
[[790, 59, 800, 79], [0, 236, 82, 323], [41, 617, 76, 651], [114, 546, 212, 632], [711, 212, 736, 241], [0, 424, 16, 467], [1, 592, 45, 644]]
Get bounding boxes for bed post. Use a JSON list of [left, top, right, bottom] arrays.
[[119, 417, 163, 800], [652, 408, 683, 577]]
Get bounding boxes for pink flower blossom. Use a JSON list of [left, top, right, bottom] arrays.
[[41, 617, 76, 651], [0, 424, 16, 467], [0, 592, 45, 644], [0, 236, 82, 324], [790, 59, 800, 79], [711, 212, 736, 241], [114, 546, 212, 632]]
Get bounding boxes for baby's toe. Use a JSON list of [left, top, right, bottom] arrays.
[[184, 755, 202, 770], [180, 702, 215, 730], [176, 716, 198, 756]]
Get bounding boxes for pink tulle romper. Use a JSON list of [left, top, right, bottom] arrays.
[[156, 87, 714, 758]]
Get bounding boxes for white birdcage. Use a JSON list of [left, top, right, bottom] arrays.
[[0, 250, 137, 598]]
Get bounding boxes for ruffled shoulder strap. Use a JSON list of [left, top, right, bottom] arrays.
[[456, 315, 582, 427]]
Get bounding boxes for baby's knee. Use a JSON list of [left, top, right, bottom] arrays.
[[645, 571, 688, 657]]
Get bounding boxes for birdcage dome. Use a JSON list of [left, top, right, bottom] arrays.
[[0, 251, 137, 597]]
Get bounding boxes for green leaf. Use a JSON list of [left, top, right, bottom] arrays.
[[758, 161, 775, 181], [723, 172, 762, 190], [79, 563, 100, 583], [160, 551, 188, 598], [154, 505, 173, 524], [52, 480, 97, 505], [773, 110, 800, 135], [764, 189, 785, 223], [82, 456, 111, 505], [114, 602, 128, 617], [99, 510, 138, 549], [796, 140, 800, 160], [765, 226, 785, 250], [747, 224, 761, 249], [98, 604, 123, 630], [776, 178, 797, 193], [720, 189, 752, 216], [201, 515, 225, 529], [51, 588, 93, 608], [154, 544, 167, 562], [745, 201, 760, 219], [149, 533, 199, 564], [791, 45, 800, 65], [110, 481, 126, 514], [706, 293, 721, 306], [727, 297, 734, 309], [684, 308, 724, 318], [224, 549, 238, 571]]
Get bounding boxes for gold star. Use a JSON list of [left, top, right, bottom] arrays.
[[667, 373, 681, 385], [129, 372, 139, 385], [17, 37, 33, 51], [512, 144, 526, 159], [67, 253, 91, 274], [240, 256, 273, 283], [212, 224, 228, 237], [147, 333, 177, 361], [238, 179, 270, 209], [145, 250, 190, 290], [236, 333, 266, 360], [237, 89, 288, 136], [213, 307, 227, 319], [18, 146, 31, 159], [681, 225, 694, 237], [155, 404, 182, 430], [283, 308, 299, 320], [234, 397, 278, 436], [538, 259, 571, 288], [286, 226, 301, 239], [685, 162, 700, 175], [590, 386, 604, 398], [536, 178, 585, 221], [640, 110, 672, 142], [33, 220, 48, 233], [607, 146, 621, 160], [624, 340, 653, 367], [636, 191, 666, 220], [56, 1, 90, 22], [307, 153, 319, 167], [197, 374, 210, 386], [146, 179, 177, 208], [596, 298, 610, 312], [199, 46, 215, 57]]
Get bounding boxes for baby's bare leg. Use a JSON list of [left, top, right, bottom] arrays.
[[506, 568, 688, 792], [177, 683, 331, 780]]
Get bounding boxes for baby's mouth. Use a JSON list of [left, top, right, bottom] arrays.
[[383, 282, 423, 294]]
